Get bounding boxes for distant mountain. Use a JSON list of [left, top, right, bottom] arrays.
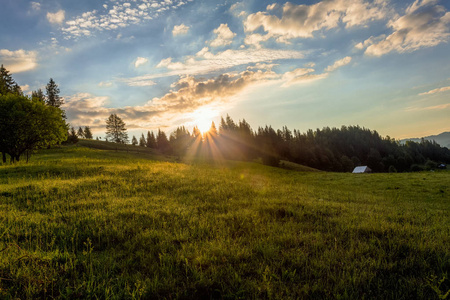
[[400, 132, 450, 148]]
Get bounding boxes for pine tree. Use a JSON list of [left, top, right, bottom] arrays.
[[131, 135, 138, 146], [84, 126, 93, 139], [105, 114, 128, 144], [0, 65, 21, 96], [45, 78, 63, 107], [139, 133, 146, 147], [209, 121, 218, 136], [77, 127, 85, 138], [66, 127, 79, 144], [31, 89, 45, 102], [157, 129, 171, 154], [192, 126, 201, 139], [146, 131, 157, 148]]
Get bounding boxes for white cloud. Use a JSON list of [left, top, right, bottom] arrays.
[[282, 68, 328, 87], [130, 48, 305, 81], [61, 0, 189, 39], [325, 56, 352, 72], [419, 86, 450, 95], [98, 81, 113, 88], [0, 49, 38, 73], [20, 85, 30, 92], [267, 4, 278, 11], [406, 102, 450, 111], [281, 57, 352, 87], [210, 24, 236, 47], [47, 10, 65, 25], [363, 1, 450, 56], [244, 33, 272, 48], [31, 2, 41, 11], [172, 24, 190, 36], [119, 77, 156, 87], [244, 0, 389, 41], [66, 70, 278, 131], [134, 57, 149, 68], [151, 70, 278, 112]]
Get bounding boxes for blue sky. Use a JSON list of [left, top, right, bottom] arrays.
[[1, 0, 449, 139]]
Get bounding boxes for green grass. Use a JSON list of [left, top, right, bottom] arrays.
[[0, 145, 449, 299]]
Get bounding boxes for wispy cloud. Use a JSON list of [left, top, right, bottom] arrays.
[[98, 81, 113, 88], [125, 48, 305, 82], [31, 2, 41, 11], [61, 0, 191, 39], [362, 1, 450, 56], [325, 56, 352, 72], [172, 24, 190, 36], [282, 68, 328, 87], [419, 85, 450, 95], [0, 49, 38, 73], [406, 102, 450, 111], [281, 56, 353, 87]]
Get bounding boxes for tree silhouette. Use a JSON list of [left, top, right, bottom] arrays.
[[157, 129, 171, 154], [66, 127, 79, 144], [84, 126, 93, 139], [131, 135, 138, 146], [77, 127, 85, 138], [146, 131, 157, 148], [105, 114, 128, 144], [139, 133, 146, 147]]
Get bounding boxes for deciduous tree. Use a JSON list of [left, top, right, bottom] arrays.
[[0, 94, 68, 162], [105, 114, 128, 144]]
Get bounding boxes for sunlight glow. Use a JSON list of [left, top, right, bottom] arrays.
[[190, 107, 219, 134]]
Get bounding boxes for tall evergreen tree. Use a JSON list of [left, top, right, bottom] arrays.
[[45, 78, 63, 107], [0, 65, 21, 96], [157, 129, 171, 154], [84, 126, 93, 139], [131, 135, 138, 146], [146, 131, 156, 148], [31, 89, 45, 102], [139, 133, 146, 147], [77, 127, 85, 138], [105, 114, 128, 143], [66, 127, 79, 144]]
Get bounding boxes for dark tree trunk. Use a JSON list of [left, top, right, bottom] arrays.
[[2, 152, 5, 163]]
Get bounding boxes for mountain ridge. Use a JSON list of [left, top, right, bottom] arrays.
[[400, 132, 450, 148]]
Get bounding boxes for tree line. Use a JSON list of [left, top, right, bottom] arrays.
[[105, 114, 450, 172], [2, 63, 448, 171], [0, 65, 67, 162]]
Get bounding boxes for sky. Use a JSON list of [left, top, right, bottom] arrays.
[[1, 0, 449, 140]]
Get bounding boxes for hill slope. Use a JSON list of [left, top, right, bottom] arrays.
[[401, 131, 450, 148], [0, 146, 449, 299]]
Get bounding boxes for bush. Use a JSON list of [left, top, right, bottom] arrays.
[[388, 165, 397, 173]]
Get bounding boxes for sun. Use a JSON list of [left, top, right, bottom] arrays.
[[190, 107, 218, 134], [197, 119, 212, 134]]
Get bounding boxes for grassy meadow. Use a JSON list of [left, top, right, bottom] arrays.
[[0, 144, 449, 299]]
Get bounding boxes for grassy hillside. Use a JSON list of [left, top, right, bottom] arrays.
[[0, 146, 449, 299]]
